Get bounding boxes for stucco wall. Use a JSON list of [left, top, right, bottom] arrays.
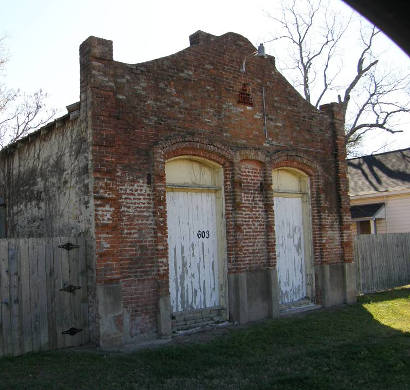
[[0, 110, 92, 238]]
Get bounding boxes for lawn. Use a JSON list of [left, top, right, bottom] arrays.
[[0, 287, 409, 389]]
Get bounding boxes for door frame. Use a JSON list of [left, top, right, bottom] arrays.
[[272, 167, 315, 305], [165, 156, 228, 317]]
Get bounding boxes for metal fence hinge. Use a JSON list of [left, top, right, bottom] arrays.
[[59, 285, 81, 294], [58, 242, 80, 251], [62, 327, 83, 336]]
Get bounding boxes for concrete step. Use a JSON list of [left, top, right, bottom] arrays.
[[172, 307, 227, 332], [279, 301, 322, 316]]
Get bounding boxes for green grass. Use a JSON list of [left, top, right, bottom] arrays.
[[1, 287, 409, 389]]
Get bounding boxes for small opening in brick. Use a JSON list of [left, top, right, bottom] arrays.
[[238, 83, 253, 106]]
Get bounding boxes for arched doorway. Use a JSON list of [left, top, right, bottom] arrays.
[[272, 168, 314, 305], [165, 156, 227, 316]]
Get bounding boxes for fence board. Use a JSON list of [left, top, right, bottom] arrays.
[[19, 238, 32, 354], [30, 239, 41, 352], [0, 236, 89, 357], [9, 240, 22, 356], [54, 237, 66, 349], [0, 240, 10, 355], [60, 237, 72, 348], [79, 236, 89, 345], [69, 236, 83, 345], [37, 240, 49, 351], [45, 237, 57, 350], [0, 241, 3, 357], [0, 240, 10, 356], [406, 236, 410, 280], [355, 233, 410, 293]]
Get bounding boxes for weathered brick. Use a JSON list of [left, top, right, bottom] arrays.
[[0, 30, 354, 348]]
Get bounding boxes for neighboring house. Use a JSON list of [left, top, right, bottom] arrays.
[[348, 148, 410, 235], [0, 31, 355, 350]]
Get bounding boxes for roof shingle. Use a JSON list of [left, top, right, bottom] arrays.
[[348, 148, 410, 196]]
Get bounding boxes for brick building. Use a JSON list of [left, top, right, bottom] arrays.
[[0, 31, 356, 349]]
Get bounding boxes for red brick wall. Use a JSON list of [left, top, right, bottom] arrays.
[[235, 160, 268, 271], [80, 32, 352, 339]]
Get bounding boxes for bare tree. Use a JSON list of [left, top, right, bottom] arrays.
[[266, 0, 410, 154], [0, 37, 55, 149]]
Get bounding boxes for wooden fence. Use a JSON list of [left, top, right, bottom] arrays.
[[355, 233, 410, 294], [0, 236, 89, 357]]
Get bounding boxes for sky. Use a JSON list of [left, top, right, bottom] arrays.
[[1, 0, 409, 156]]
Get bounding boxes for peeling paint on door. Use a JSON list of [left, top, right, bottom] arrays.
[[274, 196, 306, 304], [167, 190, 219, 312]]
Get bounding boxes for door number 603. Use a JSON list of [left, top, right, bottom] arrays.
[[197, 230, 210, 239]]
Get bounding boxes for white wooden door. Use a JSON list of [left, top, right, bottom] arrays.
[[167, 190, 219, 312], [274, 196, 306, 304]]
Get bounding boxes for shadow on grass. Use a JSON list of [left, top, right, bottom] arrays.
[[358, 285, 410, 304], [0, 287, 409, 389]]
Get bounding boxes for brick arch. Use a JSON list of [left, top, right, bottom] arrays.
[[270, 151, 322, 178], [154, 137, 234, 172]]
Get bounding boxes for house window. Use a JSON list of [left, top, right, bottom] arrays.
[[351, 203, 385, 235], [357, 220, 371, 235], [0, 198, 6, 238]]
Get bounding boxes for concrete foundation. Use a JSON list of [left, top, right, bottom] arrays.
[[96, 284, 123, 348], [228, 268, 280, 324], [267, 268, 281, 318], [157, 295, 172, 338], [344, 262, 357, 304], [316, 263, 357, 307]]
